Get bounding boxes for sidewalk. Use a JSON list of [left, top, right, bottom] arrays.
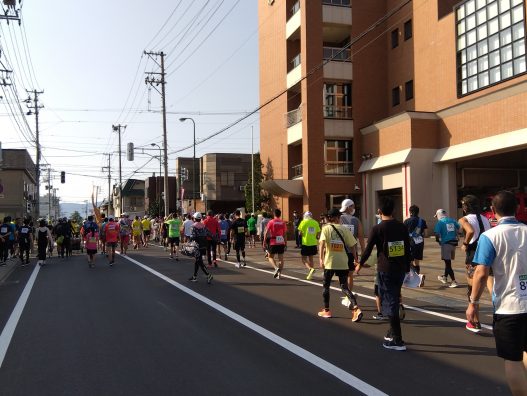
[[240, 236, 493, 309]]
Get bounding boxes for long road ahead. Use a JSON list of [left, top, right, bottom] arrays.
[[0, 246, 510, 396]]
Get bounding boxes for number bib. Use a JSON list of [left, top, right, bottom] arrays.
[[237, 226, 245, 234], [412, 236, 423, 244], [275, 235, 285, 244], [221, 229, 226, 236], [345, 224, 355, 235], [446, 223, 455, 232], [308, 226, 315, 234], [0, 226, 7, 234], [388, 241, 405, 257], [330, 239, 344, 252], [517, 274, 527, 300]]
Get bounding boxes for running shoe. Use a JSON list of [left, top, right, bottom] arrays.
[[277, 271, 282, 279], [236, 262, 241, 269], [189, 275, 198, 282], [373, 312, 387, 320], [341, 296, 351, 308], [382, 340, 406, 351], [169, 255, 173, 259], [449, 281, 459, 288], [419, 274, 426, 287], [437, 275, 448, 284], [224, 253, 228, 260], [351, 306, 363, 322], [317, 309, 332, 318], [242, 259, 246, 267], [465, 321, 482, 333], [384, 331, 393, 341], [306, 268, 316, 280], [207, 274, 213, 284], [273, 268, 280, 278]]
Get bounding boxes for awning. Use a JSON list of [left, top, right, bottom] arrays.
[[358, 149, 411, 173], [261, 179, 303, 197]]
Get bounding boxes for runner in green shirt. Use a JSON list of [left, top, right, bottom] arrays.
[[297, 211, 321, 280], [247, 213, 257, 248], [165, 213, 182, 260]]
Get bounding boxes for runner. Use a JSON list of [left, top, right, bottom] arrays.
[[0, 217, 12, 265], [141, 215, 151, 247], [360, 196, 411, 351], [318, 208, 361, 322], [83, 217, 99, 268], [36, 219, 53, 267], [230, 210, 247, 268], [459, 194, 492, 333], [183, 214, 194, 243], [104, 216, 120, 266], [218, 214, 230, 260], [17, 218, 33, 266], [188, 213, 213, 284], [292, 210, 301, 248], [203, 210, 220, 267], [297, 211, 320, 280], [119, 213, 131, 255], [263, 209, 287, 279], [99, 214, 108, 256], [433, 209, 460, 288], [132, 216, 142, 250], [404, 205, 427, 276], [165, 212, 182, 260], [247, 213, 257, 248], [259, 212, 271, 258]]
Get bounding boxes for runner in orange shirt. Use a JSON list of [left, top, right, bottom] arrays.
[[104, 216, 120, 267]]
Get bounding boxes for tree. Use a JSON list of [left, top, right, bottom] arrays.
[[244, 152, 270, 212], [70, 210, 83, 224], [148, 199, 165, 217]]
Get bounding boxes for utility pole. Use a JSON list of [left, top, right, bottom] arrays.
[[47, 166, 52, 222], [0, 1, 21, 23], [112, 124, 126, 215], [26, 89, 44, 219], [251, 126, 255, 214], [102, 154, 111, 216], [144, 50, 169, 217]]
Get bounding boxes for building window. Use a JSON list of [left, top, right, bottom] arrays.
[[391, 28, 399, 48], [324, 140, 353, 175], [392, 86, 400, 106], [404, 19, 413, 40], [220, 172, 234, 186], [456, 0, 526, 96], [405, 80, 414, 100], [323, 83, 352, 119]]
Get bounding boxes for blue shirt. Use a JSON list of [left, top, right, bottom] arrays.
[[433, 217, 460, 245]]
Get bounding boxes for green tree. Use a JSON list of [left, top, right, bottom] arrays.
[[148, 199, 165, 217], [70, 210, 83, 223], [244, 153, 270, 212]]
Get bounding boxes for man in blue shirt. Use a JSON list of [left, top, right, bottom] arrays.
[[467, 190, 527, 396], [433, 209, 460, 288]]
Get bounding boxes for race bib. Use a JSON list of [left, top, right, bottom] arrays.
[[345, 224, 355, 235], [237, 226, 245, 234], [275, 235, 285, 244], [307, 226, 315, 234], [412, 236, 424, 244], [330, 239, 344, 252], [517, 274, 527, 300], [170, 223, 178, 230], [0, 226, 7, 233], [88, 236, 97, 244], [388, 241, 405, 257], [21, 227, 29, 234], [221, 229, 226, 236], [446, 223, 455, 232]]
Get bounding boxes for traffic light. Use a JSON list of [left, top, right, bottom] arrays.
[[26, 201, 31, 213], [60, 171, 65, 183], [127, 142, 134, 161]]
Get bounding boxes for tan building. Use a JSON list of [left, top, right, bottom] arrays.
[[259, 0, 527, 231], [0, 148, 37, 219]]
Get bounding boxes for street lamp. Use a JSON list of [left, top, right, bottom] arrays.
[[151, 143, 162, 216], [179, 117, 196, 213]]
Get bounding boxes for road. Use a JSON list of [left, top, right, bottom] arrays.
[[0, 244, 510, 396]]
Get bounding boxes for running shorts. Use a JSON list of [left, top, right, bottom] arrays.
[[440, 243, 456, 260], [493, 313, 527, 361], [300, 244, 317, 257], [269, 245, 285, 255], [168, 237, 180, 246]]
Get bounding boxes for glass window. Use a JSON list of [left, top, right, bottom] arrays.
[[324, 140, 353, 175], [404, 19, 413, 40], [391, 28, 399, 48], [405, 80, 414, 100], [456, 0, 526, 96], [392, 86, 400, 106]]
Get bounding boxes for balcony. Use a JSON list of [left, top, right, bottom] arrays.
[[325, 162, 353, 175], [291, 164, 303, 179], [287, 54, 302, 89], [322, 0, 351, 5], [323, 46, 351, 62], [285, 106, 302, 128], [323, 0, 352, 26], [323, 105, 352, 119]]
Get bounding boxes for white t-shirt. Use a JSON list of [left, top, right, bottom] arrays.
[[183, 219, 194, 237]]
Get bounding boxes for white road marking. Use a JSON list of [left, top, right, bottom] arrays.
[[0, 264, 41, 368], [143, 244, 493, 330], [121, 254, 387, 396]]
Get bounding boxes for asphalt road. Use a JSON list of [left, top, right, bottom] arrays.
[[0, 246, 511, 396]]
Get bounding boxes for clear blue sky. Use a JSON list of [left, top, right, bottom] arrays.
[[0, 0, 259, 204]]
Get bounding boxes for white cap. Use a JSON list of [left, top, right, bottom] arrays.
[[193, 212, 202, 220], [340, 199, 355, 212], [303, 211, 312, 219], [434, 209, 447, 219]]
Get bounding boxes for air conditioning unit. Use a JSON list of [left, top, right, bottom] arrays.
[[129, 206, 136, 211]]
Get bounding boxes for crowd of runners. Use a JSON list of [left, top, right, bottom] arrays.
[[1, 190, 525, 394]]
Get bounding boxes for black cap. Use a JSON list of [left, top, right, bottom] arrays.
[[327, 208, 341, 218]]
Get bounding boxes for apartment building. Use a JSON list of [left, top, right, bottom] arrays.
[[259, 0, 527, 230], [259, 0, 355, 221]]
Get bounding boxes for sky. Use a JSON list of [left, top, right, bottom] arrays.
[[0, 0, 260, 205]]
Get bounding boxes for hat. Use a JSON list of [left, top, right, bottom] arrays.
[[143, 215, 148, 219], [340, 199, 355, 212], [193, 212, 202, 220], [327, 208, 341, 218], [108, 215, 114, 221], [434, 209, 447, 219], [303, 211, 312, 219]]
